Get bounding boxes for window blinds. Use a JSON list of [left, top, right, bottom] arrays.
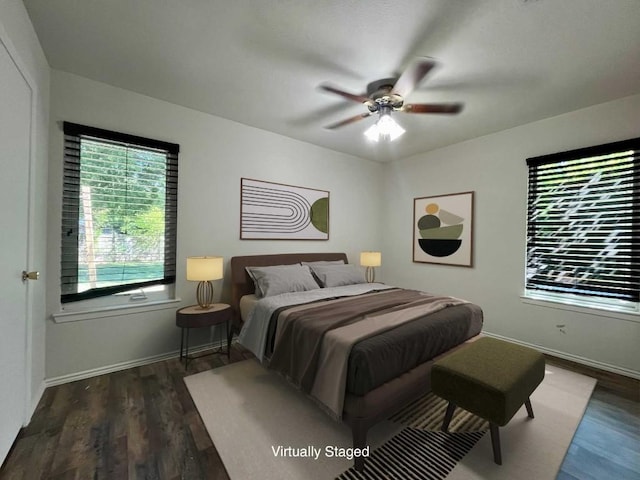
[[61, 122, 178, 303], [526, 137, 639, 303]]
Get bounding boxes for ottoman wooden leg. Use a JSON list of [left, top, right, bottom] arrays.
[[442, 402, 456, 432], [525, 398, 534, 418], [490, 423, 502, 465]]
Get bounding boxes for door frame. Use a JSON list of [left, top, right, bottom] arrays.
[[0, 18, 38, 426]]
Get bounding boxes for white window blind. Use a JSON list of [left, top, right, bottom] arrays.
[[526, 137, 639, 305], [61, 122, 178, 303]]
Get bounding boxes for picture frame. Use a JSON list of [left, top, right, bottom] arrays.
[[413, 191, 474, 267], [240, 178, 329, 240]]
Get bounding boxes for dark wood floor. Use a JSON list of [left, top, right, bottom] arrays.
[[0, 346, 253, 480], [1, 345, 638, 480]]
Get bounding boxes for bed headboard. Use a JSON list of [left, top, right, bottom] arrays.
[[229, 252, 348, 325]]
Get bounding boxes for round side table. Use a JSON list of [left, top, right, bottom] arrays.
[[176, 303, 231, 366]]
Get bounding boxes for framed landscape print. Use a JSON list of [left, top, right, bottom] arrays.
[[240, 178, 329, 240], [413, 191, 474, 267]]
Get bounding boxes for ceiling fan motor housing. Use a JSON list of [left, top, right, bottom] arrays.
[[366, 77, 404, 110]]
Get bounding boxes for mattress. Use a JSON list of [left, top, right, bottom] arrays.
[[239, 293, 259, 323]]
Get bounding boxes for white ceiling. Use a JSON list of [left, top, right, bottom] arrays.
[[23, 0, 640, 162]]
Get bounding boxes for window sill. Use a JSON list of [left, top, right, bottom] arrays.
[[520, 294, 640, 324], [52, 298, 182, 323]]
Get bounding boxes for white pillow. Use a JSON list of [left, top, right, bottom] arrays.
[[308, 264, 366, 288], [246, 264, 320, 298], [300, 260, 346, 266]]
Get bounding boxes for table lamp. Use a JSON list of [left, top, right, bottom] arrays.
[[187, 256, 223, 309], [360, 251, 381, 283]]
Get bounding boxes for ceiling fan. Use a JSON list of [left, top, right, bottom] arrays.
[[319, 58, 463, 141]]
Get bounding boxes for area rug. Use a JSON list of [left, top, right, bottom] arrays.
[[184, 359, 595, 480]]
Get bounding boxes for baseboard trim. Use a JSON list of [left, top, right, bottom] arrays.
[[45, 340, 228, 388], [44, 333, 639, 386], [483, 331, 640, 380]]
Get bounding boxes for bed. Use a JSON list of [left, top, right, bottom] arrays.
[[230, 252, 483, 471]]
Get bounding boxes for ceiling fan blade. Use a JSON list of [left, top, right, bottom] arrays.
[[319, 84, 371, 104], [391, 58, 437, 98], [324, 112, 373, 130], [401, 103, 464, 114]]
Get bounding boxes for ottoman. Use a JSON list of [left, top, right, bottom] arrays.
[[431, 337, 545, 465]]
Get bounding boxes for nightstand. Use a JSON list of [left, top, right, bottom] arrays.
[[176, 303, 231, 366]]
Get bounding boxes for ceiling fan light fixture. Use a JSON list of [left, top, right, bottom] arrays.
[[364, 122, 381, 142], [364, 112, 405, 142]]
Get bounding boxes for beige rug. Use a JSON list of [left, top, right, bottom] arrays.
[[184, 359, 595, 479]]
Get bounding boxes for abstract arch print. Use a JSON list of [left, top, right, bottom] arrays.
[[241, 178, 329, 239]]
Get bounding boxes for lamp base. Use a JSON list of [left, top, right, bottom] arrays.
[[196, 281, 214, 309], [365, 266, 376, 283]]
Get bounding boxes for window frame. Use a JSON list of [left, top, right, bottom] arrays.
[[524, 137, 639, 313], [61, 122, 179, 304]]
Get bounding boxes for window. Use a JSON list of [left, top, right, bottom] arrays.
[[525, 137, 639, 312], [61, 122, 178, 303]]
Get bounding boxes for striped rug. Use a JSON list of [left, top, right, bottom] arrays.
[[336, 393, 488, 479], [390, 392, 489, 432]]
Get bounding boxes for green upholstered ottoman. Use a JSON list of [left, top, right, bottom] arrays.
[[431, 337, 545, 465]]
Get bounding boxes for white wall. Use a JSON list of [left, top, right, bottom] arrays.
[[0, 0, 50, 414], [46, 70, 384, 379], [382, 94, 640, 377]]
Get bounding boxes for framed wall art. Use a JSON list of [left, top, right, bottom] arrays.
[[240, 178, 329, 240], [413, 191, 474, 267]]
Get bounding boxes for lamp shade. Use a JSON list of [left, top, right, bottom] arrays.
[[186, 256, 223, 281], [360, 251, 382, 267]]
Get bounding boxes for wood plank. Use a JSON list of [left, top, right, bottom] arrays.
[[124, 370, 150, 479]]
